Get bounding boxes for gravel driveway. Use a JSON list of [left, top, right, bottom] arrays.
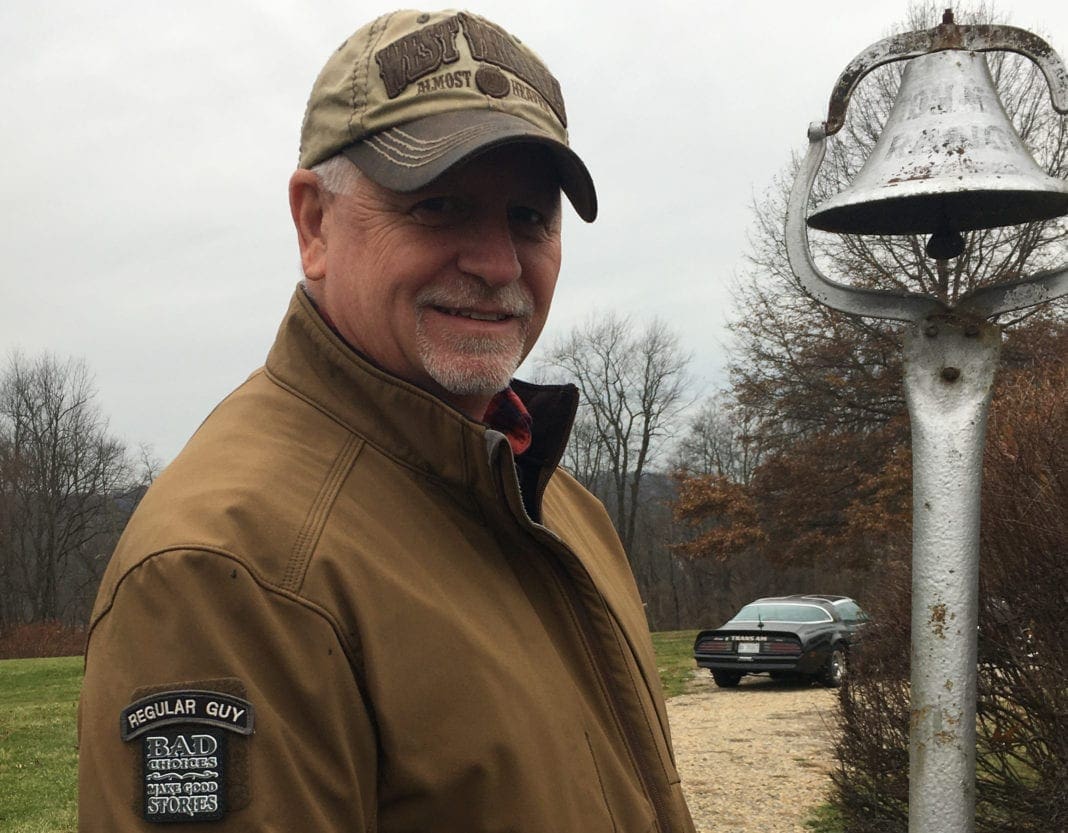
[[666, 671, 840, 833]]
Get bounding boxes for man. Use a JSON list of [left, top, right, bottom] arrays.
[[78, 10, 696, 832]]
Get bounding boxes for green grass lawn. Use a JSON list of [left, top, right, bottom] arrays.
[[0, 656, 81, 833], [650, 629, 701, 698]]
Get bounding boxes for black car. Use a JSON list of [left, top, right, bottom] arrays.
[[693, 595, 868, 688]]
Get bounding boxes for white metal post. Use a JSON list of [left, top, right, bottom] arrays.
[[902, 315, 1001, 833]]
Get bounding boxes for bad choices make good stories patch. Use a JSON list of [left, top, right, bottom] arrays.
[[121, 687, 254, 823]]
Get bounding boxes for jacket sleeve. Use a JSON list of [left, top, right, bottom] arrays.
[[78, 548, 378, 832]]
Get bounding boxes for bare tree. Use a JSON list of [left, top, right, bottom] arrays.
[[0, 352, 137, 626], [671, 395, 761, 484], [559, 410, 605, 492], [537, 312, 692, 553]]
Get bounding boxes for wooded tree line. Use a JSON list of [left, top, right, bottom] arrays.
[[0, 353, 148, 632]]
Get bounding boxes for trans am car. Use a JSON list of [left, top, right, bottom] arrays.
[[693, 595, 868, 688]]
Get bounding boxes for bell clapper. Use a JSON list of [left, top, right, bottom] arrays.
[[925, 227, 965, 260]]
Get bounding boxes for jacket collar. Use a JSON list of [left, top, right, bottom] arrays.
[[264, 289, 578, 499]]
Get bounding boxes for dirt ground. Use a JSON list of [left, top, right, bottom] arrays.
[[666, 671, 840, 833]]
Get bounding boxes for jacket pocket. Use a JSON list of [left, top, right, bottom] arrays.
[[585, 731, 656, 833]]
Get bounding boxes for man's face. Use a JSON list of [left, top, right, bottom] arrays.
[[311, 144, 563, 418]]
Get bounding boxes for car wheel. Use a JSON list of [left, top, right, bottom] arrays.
[[712, 671, 742, 688], [818, 648, 846, 687]]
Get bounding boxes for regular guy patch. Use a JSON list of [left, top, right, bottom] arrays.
[[121, 689, 254, 823]]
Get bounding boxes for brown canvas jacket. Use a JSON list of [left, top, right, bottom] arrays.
[[78, 289, 696, 833]]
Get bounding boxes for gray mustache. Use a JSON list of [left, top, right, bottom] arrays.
[[417, 280, 534, 318]]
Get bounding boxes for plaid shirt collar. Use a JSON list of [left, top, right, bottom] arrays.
[[482, 387, 533, 456]]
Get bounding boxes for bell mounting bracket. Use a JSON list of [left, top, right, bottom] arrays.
[[825, 14, 1068, 136]]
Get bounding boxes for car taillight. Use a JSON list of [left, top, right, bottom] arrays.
[[764, 640, 802, 655], [696, 638, 733, 654]]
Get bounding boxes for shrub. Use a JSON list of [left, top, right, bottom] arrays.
[[0, 620, 87, 659]]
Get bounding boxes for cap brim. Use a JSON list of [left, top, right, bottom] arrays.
[[342, 110, 597, 222]]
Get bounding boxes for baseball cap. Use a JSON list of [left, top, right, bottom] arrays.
[[298, 9, 597, 222]]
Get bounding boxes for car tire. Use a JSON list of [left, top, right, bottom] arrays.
[[818, 647, 846, 687], [712, 671, 742, 688]]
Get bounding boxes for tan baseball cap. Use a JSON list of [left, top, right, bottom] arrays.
[[298, 9, 597, 222]]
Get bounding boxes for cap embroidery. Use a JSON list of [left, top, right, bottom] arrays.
[[373, 13, 567, 127], [375, 16, 461, 98], [415, 69, 473, 96], [364, 122, 511, 168], [457, 13, 566, 126]]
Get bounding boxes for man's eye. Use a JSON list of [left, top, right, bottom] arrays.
[[508, 205, 547, 227], [410, 196, 467, 225]]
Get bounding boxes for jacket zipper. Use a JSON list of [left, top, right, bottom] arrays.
[[491, 447, 673, 830], [538, 539, 672, 831]]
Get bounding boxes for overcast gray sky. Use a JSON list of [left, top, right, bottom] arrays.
[[4, 0, 1068, 465]]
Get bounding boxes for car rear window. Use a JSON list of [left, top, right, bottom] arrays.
[[729, 603, 833, 624], [833, 599, 868, 623]]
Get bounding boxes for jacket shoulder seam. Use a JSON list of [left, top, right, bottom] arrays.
[[282, 434, 365, 593], [90, 545, 364, 668]]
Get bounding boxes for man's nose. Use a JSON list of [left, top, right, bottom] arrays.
[[456, 215, 522, 286]]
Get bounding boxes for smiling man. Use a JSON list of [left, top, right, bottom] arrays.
[[78, 10, 696, 832], [290, 142, 562, 420]]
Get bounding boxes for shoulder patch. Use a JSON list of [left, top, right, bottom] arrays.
[[121, 681, 254, 824], [121, 690, 254, 740]]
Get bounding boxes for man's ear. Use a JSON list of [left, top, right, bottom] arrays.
[[289, 169, 329, 281]]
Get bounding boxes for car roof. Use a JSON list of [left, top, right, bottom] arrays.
[[747, 595, 855, 607]]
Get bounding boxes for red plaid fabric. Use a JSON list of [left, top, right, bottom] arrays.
[[482, 387, 533, 456]]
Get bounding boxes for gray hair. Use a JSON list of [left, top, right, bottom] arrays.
[[299, 155, 364, 286], [310, 154, 362, 196]]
